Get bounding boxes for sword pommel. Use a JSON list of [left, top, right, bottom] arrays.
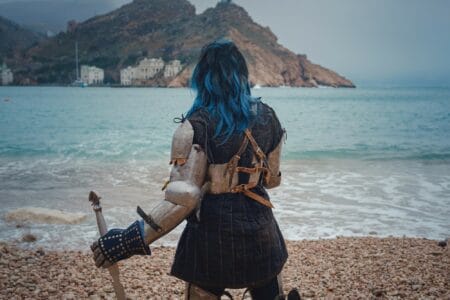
[[89, 191, 102, 212]]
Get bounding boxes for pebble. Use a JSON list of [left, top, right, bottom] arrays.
[[437, 240, 447, 247], [1, 237, 449, 299], [62, 292, 76, 299], [21, 234, 37, 243]]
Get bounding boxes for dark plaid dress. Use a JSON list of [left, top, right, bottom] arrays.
[[170, 100, 288, 289]]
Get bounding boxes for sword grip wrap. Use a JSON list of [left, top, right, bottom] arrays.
[[98, 220, 151, 264]]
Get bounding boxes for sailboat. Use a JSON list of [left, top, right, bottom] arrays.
[[71, 41, 87, 87]]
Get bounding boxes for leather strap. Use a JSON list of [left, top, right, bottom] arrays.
[[225, 129, 274, 209], [236, 166, 269, 174], [243, 190, 274, 208], [137, 206, 163, 233], [227, 135, 249, 187], [245, 129, 266, 160], [231, 183, 274, 209]]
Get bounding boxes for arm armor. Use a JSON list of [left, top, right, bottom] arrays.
[[263, 132, 286, 189], [142, 120, 207, 244]]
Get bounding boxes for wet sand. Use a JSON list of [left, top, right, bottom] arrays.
[[0, 237, 448, 299]]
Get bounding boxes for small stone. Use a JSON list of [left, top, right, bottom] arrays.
[[62, 292, 76, 300], [303, 290, 315, 298], [372, 289, 385, 297], [36, 248, 45, 256], [437, 240, 447, 248], [22, 234, 37, 243]]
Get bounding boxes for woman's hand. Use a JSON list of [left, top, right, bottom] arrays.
[[91, 240, 113, 268], [89, 220, 151, 268]]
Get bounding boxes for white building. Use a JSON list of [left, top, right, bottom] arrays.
[[80, 65, 104, 85], [120, 57, 183, 85], [1, 63, 13, 85], [164, 60, 182, 78], [137, 58, 165, 79], [120, 66, 135, 86]]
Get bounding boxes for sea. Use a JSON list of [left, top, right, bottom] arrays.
[[0, 86, 449, 250]]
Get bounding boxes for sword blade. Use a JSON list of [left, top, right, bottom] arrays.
[[90, 192, 126, 300]]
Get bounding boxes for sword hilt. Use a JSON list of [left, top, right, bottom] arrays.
[[88, 191, 126, 300]]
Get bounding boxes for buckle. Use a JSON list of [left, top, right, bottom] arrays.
[[231, 184, 247, 193], [256, 148, 265, 158]]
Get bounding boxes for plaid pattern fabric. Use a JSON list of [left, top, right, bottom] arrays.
[[171, 192, 288, 288], [171, 100, 287, 288]]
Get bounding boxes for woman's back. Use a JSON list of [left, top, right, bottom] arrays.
[[170, 99, 288, 288], [91, 39, 290, 299]]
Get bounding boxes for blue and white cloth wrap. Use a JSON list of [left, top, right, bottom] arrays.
[[98, 220, 151, 264]]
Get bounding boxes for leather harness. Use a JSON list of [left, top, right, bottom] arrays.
[[227, 129, 274, 209], [163, 128, 275, 209]]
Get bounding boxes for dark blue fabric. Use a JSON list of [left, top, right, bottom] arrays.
[[248, 276, 281, 300], [98, 220, 151, 264], [171, 193, 287, 288], [171, 101, 287, 288]]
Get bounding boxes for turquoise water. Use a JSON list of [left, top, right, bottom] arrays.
[[1, 87, 449, 161], [0, 86, 449, 249]]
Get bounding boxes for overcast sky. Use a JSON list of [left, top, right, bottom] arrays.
[[190, 0, 450, 86], [2, 0, 449, 85]]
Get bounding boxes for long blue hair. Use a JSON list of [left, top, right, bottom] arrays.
[[186, 39, 253, 143]]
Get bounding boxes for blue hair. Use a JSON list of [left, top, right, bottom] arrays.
[[186, 39, 253, 143]]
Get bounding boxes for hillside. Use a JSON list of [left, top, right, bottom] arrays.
[[12, 0, 354, 87], [0, 0, 130, 34], [0, 16, 44, 62]]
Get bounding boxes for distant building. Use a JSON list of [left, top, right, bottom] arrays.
[[137, 58, 165, 79], [80, 65, 104, 85], [164, 60, 182, 78], [1, 63, 13, 85], [121, 57, 183, 85], [120, 66, 136, 86]]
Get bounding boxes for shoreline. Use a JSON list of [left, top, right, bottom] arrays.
[[1, 237, 448, 299]]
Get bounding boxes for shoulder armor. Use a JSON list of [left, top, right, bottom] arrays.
[[263, 131, 286, 189], [170, 120, 194, 166]]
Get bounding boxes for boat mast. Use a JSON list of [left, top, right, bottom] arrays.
[[75, 41, 79, 80]]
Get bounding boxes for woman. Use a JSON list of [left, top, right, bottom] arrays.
[[92, 40, 292, 300]]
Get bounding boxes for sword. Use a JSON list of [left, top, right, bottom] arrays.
[[89, 191, 126, 300]]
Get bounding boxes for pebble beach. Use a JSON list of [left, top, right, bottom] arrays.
[[1, 237, 448, 299]]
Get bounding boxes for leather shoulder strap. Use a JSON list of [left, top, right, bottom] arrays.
[[244, 129, 266, 160]]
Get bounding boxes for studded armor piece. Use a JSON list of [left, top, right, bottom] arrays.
[[97, 220, 151, 265]]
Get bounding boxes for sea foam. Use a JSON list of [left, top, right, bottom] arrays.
[[5, 207, 87, 225]]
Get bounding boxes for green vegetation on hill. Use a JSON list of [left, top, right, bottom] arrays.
[[0, 16, 44, 62], [8, 0, 354, 87]]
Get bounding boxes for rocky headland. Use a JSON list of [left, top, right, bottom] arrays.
[[4, 0, 354, 87]]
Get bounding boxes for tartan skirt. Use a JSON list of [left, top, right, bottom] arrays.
[[170, 191, 288, 288]]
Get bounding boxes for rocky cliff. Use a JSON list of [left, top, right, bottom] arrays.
[[11, 0, 354, 87]]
